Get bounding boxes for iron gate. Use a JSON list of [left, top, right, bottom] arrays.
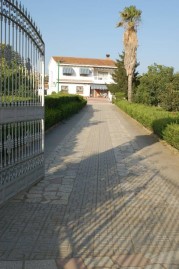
[[0, 0, 45, 205]]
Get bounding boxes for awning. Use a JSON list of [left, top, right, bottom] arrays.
[[63, 67, 73, 74], [80, 68, 90, 75], [90, 84, 108, 90]]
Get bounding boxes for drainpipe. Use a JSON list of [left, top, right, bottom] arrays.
[[57, 61, 60, 93]]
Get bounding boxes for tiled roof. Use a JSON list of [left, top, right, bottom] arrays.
[[52, 56, 116, 67]]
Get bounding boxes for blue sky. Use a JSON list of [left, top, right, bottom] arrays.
[[22, 0, 179, 74]]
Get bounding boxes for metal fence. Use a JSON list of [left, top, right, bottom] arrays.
[[0, 0, 45, 205]]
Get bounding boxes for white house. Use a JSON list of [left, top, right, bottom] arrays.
[[48, 56, 116, 98]]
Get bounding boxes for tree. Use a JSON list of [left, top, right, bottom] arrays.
[[134, 63, 179, 111], [172, 73, 179, 91], [111, 52, 128, 97], [0, 43, 33, 100], [108, 52, 139, 99], [159, 82, 179, 111], [117, 5, 142, 102]]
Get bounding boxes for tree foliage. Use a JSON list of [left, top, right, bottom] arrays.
[[110, 52, 128, 96], [0, 43, 33, 99], [108, 52, 139, 99], [134, 63, 179, 111]]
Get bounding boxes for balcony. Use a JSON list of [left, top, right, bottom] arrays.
[[93, 76, 113, 84]]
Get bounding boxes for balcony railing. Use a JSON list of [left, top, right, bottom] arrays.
[[93, 76, 113, 83]]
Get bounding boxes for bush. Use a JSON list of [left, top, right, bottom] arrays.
[[45, 108, 63, 130], [159, 84, 179, 111], [163, 124, 179, 150], [115, 92, 126, 100], [115, 100, 179, 150], [45, 94, 87, 130], [134, 86, 151, 105]]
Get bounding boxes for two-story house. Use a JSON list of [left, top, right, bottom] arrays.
[[48, 56, 116, 98]]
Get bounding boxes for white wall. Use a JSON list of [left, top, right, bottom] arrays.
[[48, 58, 58, 93], [59, 84, 90, 96], [48, 57, 116, 96], [108, 91, 113, 102]]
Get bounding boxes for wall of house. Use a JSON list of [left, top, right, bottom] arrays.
[[93, 69, 114, 84], [48, 59, 58, 93], [60, 84, 90, 96], [48, 58, 116, 96]]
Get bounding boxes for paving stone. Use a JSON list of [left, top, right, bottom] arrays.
[[84, 257, 114, 268], [27, 193, 42, 198], [119, 267, 142, 269], [25, 260, 57, 269], [164, 265, 179, 269], [146, 251, 179, 265], [50, 178, 63, 184], [144, 265, 165, 269], [0, 261, 23, 269], [56, 258, 87, 269], [113, 253, 151, 267]]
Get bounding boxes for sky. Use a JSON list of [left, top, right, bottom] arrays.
[[21, 0, 179, 75]]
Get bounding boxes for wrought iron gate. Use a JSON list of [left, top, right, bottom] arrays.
[[0, 0, 45, 205]]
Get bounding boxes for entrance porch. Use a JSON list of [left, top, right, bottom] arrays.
[[90, 84, 108, 98]]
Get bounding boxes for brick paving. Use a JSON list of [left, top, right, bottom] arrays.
[[0, 99, 179, 268]]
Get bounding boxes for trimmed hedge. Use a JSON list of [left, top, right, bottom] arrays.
[[163, 124, 179, 150], [45, 94, 87, 130], [115, 100, 179, 150]]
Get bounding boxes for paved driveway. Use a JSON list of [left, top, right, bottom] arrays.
[[0, 100, 179, 269]]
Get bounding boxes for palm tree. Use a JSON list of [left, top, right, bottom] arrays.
[[117, 5, 142, 102]]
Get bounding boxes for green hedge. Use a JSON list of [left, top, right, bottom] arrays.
[[163, 124, 179, 149], [45, 94, 87, 130], [115, 100, 179, 150]]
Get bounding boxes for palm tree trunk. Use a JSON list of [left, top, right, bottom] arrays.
[[128, 74, 133, 102]]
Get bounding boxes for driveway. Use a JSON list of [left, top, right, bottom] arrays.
[[0, 100, 179, 269]]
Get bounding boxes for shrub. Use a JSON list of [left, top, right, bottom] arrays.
[[159, 84, 179, 111], [115, 92, 126, 100], [45, 108, 62, 130], [134, 85, 151, 105], [115, 100, 179, 150], [134, 64, 179, 111], [163, 124, 179, 150], [45, 94, 87, 130]]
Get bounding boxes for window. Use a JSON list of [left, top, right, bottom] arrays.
[[61, 85, 69, 93], [63, 67, 73, 76], [98, 72, 108, 80], [76, 86, 84, 94], [80, 68, 90, 76]]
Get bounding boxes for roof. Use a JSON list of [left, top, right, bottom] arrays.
[[52, 56, 116, 68]]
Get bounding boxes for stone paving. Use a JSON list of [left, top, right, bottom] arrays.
[[0, 99, 179, 268]]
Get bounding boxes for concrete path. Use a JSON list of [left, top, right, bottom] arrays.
[[0, 99, 179, 269]]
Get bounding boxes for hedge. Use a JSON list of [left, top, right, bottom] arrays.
[[115, 100, 179, 150], [45, 94, 87, 130], [163, 124, 179, 150]]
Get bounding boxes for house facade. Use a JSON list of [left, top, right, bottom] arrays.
[[48, 56, 116, 98]]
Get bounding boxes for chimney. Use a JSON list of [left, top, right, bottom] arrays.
[[106, 54, 110, 58]]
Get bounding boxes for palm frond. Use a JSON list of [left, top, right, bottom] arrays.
[[116, 22, 123, 28]]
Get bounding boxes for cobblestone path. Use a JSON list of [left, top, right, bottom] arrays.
[[0, 100, 179, 268]]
